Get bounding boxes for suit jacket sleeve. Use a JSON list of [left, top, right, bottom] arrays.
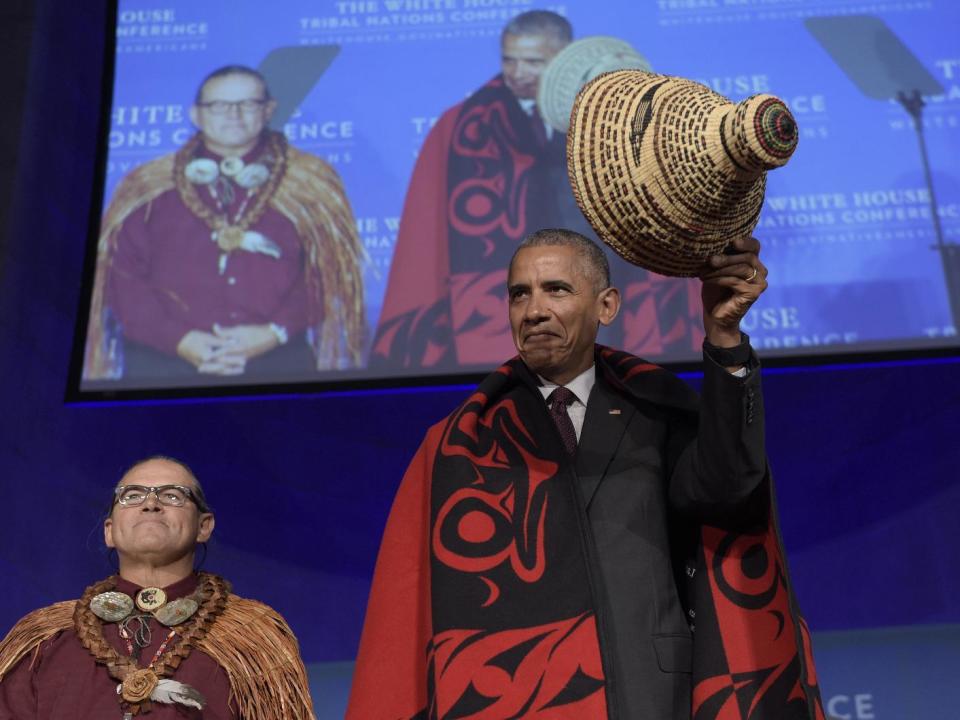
[[107, 206, 197, 355], [666, 345, 767, 525]]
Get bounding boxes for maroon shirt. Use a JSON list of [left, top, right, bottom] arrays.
[[107, 143, 311, 356], [0, 575, 236, 719]]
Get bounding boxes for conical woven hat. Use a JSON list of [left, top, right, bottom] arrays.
[[568, 70, 798, 276], [537, 36, 652, 134]]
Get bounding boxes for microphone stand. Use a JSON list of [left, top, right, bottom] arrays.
[[897, 89, 960, 332]]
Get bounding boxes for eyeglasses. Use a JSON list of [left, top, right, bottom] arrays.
[[114, 484, 206, 510], [197, 98, 268, 114]]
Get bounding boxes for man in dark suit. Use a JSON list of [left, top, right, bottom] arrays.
[[505, 228, 767, 717], [348, 229, 823, 719]]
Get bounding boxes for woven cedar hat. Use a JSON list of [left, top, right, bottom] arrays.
[[537, 36, 652, 134], [568, 70, 798, 276]]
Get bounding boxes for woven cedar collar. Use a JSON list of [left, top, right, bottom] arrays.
[[173, 131, 288, 238], [73, 572, 230, 716]]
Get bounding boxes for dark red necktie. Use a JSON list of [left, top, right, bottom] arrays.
[[548, 386, 578, 457]]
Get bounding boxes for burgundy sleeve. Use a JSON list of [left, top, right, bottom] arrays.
[[107, 207, 197, 355], [0, 651, 40, 720], [194, 657, 238, 720], [265, 259, 311, 337]]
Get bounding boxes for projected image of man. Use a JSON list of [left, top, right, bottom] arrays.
[[372, 11, 705, 374], [371, 11, 578, 371], [84, 66, 365, 384]]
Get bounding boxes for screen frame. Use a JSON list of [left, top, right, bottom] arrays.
[[64, 0, 960, 404]]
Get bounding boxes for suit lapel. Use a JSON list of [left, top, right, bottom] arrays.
[[576, 378, 635, 509]]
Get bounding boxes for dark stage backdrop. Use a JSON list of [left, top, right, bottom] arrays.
[[1, 1, 958, 718]]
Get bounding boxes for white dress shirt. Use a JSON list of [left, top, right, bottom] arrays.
[[537, 361, 745, 445], [537, 365, 595, 442], [517, 97, 554, 141]]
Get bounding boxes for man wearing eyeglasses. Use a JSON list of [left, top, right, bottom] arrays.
[[0, 456, 315, 719], [84, 65, 366, 386]]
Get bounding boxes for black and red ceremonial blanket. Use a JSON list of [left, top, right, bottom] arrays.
[[348, 348, 823, 719]]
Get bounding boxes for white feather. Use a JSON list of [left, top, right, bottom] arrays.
[[150, 678, 206, 710], [240, 231, 282, 259]]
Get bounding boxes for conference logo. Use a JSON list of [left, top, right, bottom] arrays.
[[758, 186, 959, 248], [756, 186, 957, 343], [694, 72, 831, 141], [283, 108, 356, 167], [107, 106, 360, 175], [356, 216, 399, 318], [740, 302, 860, 351], [115, 7, 208, 54], [358, 216, 400, 272], [297, 0, 567, 44], [824, 692, 877, 720], [105, 99, 193, 186], [758, 189, 845, 246], [408, 115, 440, 159], [657, 0, 932, 27], [107, 104, 357, 184]]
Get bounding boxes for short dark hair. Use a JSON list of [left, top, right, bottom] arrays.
[[501, 10, 572, 47], [194, 65, 271, 104], [511, 228, 611, 293], [115, 455, 211, 514]]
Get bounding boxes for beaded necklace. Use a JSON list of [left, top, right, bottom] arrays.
[[173, 131, 288, 266]]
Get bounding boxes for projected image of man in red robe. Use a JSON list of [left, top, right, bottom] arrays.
[[371, 10, 702, 371], [83, 65, 365, 384]]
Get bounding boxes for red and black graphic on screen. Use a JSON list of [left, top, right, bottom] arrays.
[[371, 76, 569, 370], [427, 363, 608, 716], [442, 76, 572, 366], [372, 74, 706, 371]]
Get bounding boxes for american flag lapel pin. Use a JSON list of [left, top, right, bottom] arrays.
[[609, 408, 621, 415]]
